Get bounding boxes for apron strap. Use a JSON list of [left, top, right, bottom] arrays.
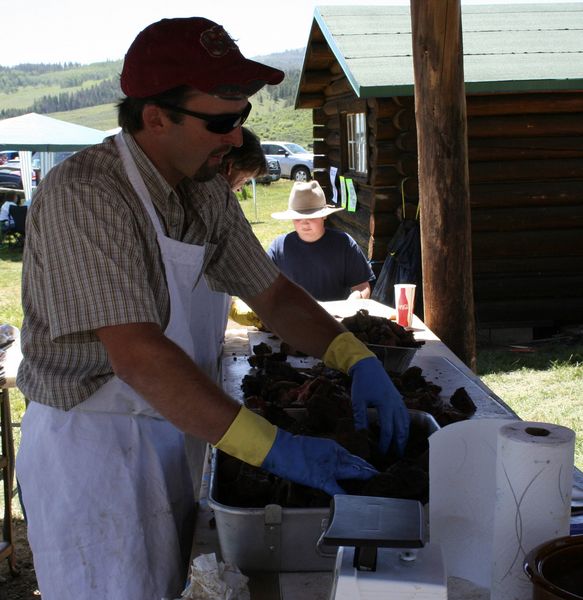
[[115, 132, 166, 239]]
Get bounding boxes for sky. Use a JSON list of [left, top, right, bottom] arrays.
[[2, 0, 578, 67]]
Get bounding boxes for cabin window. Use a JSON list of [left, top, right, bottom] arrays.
[[346, 112, 368, 174]]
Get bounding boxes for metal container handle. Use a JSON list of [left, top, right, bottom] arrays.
[[316, 518, 338, 558]]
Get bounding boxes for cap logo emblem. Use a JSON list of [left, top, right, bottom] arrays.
[[200, 25, 237, 58]]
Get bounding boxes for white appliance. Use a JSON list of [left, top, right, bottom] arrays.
[[319, 496, 447, 600]]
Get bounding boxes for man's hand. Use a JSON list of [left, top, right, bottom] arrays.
[[215, 406, 377, 496], [262, 429, 378, 496], [323, 332, 410, 456], [349, 356, 410, 455]]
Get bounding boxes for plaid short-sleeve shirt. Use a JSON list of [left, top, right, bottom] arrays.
[[17, 134, 279, 409]]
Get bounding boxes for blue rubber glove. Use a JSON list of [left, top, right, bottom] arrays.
[[261, 429, 378, 496], [349, 356, 410, 456]]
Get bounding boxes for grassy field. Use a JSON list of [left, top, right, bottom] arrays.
[[1, 181, 582, 475], [0, 79, 108, 112], [237, 179, 294, 247], [51, 102, 119, 131]]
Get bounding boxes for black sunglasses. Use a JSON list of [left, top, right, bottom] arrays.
[[156, 101, 252, 134]]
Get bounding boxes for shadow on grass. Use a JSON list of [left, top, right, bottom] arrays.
[[0, 245, 24, 262], [477, 339, 583, 376]]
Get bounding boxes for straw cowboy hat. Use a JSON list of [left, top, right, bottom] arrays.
[[271, 181, 344, 220]]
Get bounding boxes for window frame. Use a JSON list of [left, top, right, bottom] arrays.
[[345, 111, 368, 175]]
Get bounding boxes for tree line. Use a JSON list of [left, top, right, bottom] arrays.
[[0, 61, 122, 94], [267, 70, 300, 105], [0, 78, 122, 119], [0, 62, 83, 74]]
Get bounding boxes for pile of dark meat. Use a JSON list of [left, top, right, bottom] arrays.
[[278, 309, 422, 357], [340, 309, 423, 348], [217, 313, 476, 510]]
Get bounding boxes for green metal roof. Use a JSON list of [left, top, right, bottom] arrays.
[[312, 3, 583, 97]]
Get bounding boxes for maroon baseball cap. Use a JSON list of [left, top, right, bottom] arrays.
[[120, 17, 285, 98]]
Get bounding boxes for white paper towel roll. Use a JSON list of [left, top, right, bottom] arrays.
[[490, 421, 575, 600], [429, 418, 515, 587], [429, 419, 575, 597]]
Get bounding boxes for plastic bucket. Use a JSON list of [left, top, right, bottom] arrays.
[[524, 535, 583, 599]]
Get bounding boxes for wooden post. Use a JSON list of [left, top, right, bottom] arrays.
[[410, 0, 477, 369]]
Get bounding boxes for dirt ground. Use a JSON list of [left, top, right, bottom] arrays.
[[0, 517, 40, 600]]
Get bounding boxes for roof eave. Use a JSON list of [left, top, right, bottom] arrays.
[[355, 78, 583, 99]]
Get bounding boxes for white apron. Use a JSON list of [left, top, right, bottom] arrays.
[[16, 133, 230, 600]]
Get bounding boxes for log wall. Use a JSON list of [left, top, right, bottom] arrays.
[[308, 75, 583, 327]]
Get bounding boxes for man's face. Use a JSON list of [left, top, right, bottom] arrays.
[[292, 217, 326, 243], [157, 92, 247, 185]]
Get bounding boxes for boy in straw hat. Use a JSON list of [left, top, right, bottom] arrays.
[[269, 180, 375, 301]]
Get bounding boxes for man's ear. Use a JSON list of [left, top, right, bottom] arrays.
[[142, 104, 167, 132]]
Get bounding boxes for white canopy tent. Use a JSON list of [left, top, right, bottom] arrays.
[[0, 112, 109, 201]]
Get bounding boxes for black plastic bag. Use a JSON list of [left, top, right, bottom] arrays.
[[371, 218, 423, 317]]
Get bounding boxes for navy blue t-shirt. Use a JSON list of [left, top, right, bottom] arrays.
[[267, 228, 375, 301]]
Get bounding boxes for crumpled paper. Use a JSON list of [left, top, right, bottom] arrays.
[[172, 553, 250, 600]]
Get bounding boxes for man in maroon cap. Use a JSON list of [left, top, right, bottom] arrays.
[[16, 17, 409, 599]]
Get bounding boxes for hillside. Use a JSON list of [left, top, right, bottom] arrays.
[[0, 49, 313, 147]]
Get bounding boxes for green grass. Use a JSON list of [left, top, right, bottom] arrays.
[[51, 103, 119, 131], [0, 245, 25, 517], [0, 246, 24, 328], [0, 79, 106, 112], [477, 343, 583, 470], [0, 84, 62, 109], [238, 179, 294, 248]]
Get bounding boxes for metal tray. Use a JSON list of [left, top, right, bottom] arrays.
[[208, 409, 439, 572], [367, 343, 418, 374]]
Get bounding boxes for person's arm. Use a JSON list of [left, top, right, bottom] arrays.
[[96, 320, 377, 496], [348, 281, 372, 300], [96, 322, 240, 443], [245, 273, 345, 357], [343, 233, 375, 300], [265, 236, 280, 266]]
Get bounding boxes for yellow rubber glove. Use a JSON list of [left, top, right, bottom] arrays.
[[322, 331, 375, 374], [214, 405, 277, 466], [228, 297, 264, 329]]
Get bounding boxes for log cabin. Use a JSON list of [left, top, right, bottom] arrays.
[[295, 3, 583, 333]]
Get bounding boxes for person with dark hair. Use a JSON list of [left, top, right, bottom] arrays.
[[220, 126, 267, 191], [16, 16, 409, 599]]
